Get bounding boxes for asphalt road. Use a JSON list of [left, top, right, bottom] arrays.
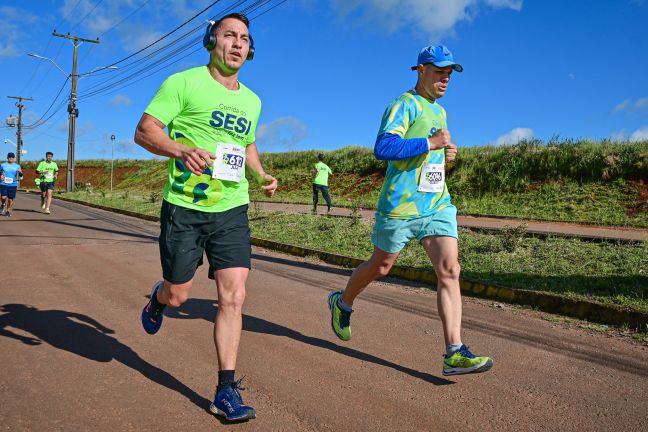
[[1, 193, 647, 431]]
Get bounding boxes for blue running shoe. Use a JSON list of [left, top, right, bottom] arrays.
[[141, 281, 165, 335], [209, 379, 256, 422]]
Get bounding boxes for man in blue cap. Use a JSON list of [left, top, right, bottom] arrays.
[[327, 45, 493, 376], [0, 152, 23, 217]]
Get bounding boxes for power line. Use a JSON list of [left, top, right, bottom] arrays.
[[23, 78, 70, 129], [23, 0, 85, 96], [100, 0, 226, 70], [78, 0, 281, 101], [69, 0, 106, 33]]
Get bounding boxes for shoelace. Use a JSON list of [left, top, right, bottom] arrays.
[[458, 345, 476, 358], [227, 377, 248, 407], [339, 308, 352, 328], [149, 302, 164, 322]]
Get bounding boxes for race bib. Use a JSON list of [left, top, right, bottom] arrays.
[[44, 172, 54, 179], [4, 177, 13, 184], [212, 144, 245, 182], [418, 163, 445, 193]]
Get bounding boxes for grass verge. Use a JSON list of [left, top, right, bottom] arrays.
[[62, 191, 648, 313]]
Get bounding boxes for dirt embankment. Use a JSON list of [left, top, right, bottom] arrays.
[[19, 167, 142, 189]]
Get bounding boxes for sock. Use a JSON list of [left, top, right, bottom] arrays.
[[217, 370, 236, 392], [337, 297, 353, 312], [446, 343, 463, 356]]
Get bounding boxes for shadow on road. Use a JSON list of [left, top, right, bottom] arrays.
[[0, 304, 211, 410], [164, 297, 453, 386]]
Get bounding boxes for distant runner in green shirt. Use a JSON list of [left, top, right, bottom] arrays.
[[312, 153, 333, 214], [134, 12, 276, 423], [36, 152, 58, 214]]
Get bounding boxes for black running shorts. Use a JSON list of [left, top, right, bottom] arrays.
[[159, 200, 251, 284]]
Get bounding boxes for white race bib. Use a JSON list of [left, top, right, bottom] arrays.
[[418, 163, 445, 193], [4, 177, 13, 184], [44, 172, 54, 179], [212, 144, 245, 182]]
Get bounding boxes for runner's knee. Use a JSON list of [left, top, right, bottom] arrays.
[[436, 261, 461, 281], [367, 259, 394, 278], [218, 284, 246, 310]]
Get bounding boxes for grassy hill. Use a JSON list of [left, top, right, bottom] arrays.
[[21, 139, 648, 227]]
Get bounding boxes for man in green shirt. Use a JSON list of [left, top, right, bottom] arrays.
[[135, 12, 276, 423], [312, 153, 333, 214], [36, 152, 58, 214]]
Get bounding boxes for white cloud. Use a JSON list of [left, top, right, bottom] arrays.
[[117, 138, 137, 153], [613, 97, 648, 113], [0, 6, 37, 60], [629, 126, 648, 142], [609, 130, 626, 142], [493, 127, 534, 146], [609, 126, 648, 142], [55, 120, 95, 136], [329, 0, 523, 38], [257, 117, 308, 150], [485, 0, 523, 10], [118, 23, 165, 51], [110, 94, 132, 107]]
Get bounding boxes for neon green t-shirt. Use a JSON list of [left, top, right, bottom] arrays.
[[36, 161, 59, 183], [313, 161, 332, 186], [144, 66, 261, 213]]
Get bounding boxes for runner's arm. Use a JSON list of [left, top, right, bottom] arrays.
[[374, 133, 429, 160], [246, 142, 277, 197], [134, 113, 215, 175]]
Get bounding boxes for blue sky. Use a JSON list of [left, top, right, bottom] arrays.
[[1, 0, 647, 161]]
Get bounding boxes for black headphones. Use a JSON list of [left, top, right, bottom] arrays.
[[203, 19, 255, 60]]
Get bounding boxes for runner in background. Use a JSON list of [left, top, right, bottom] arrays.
[[0, 152, 23, 217], [312, 153, 333, 215], [36, 152, 58, 214]]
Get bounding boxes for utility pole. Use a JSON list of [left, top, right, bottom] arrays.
[[52, 31, 99, 192], [6, 96, 33, 166], [110, 134, 115, 192]]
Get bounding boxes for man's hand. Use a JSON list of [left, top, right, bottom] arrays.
[[180, 148, 216, 176], [427, 128, 451, 150], [261, 174, 278, 198], [445, 143, 457, 162]]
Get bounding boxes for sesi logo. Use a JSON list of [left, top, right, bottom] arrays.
[[210, 111, 252, 135]]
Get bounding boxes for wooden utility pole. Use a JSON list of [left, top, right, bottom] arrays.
[[52, 31, 99, 192], [6, 95, 33, 166]]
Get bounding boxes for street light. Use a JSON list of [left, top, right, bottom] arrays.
[[3, 138, 27, 155], [110, 134, 115, 192], [27, 53, 68, 77], [27, 52, 118, 192]]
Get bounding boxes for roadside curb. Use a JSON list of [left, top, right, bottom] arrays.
[[54, 195, 648, 330]]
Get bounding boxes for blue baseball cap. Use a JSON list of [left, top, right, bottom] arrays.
[[411, 45, 463, 72], [7, 152, 15, 158]]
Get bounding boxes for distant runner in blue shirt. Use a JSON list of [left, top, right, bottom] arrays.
[[0, 152, 23, 217]]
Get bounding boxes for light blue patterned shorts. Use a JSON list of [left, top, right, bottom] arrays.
[[371, 204, 458, 253]]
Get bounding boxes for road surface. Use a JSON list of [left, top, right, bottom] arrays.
[[1, 193, 647, 431]]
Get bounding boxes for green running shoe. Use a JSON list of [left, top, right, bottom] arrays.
[[328, 291, 352, 341], [443, 345, 493, 376]]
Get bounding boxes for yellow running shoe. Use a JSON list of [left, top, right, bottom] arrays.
[[443, 345, 493, 376], [327, 291, 352, 341]]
